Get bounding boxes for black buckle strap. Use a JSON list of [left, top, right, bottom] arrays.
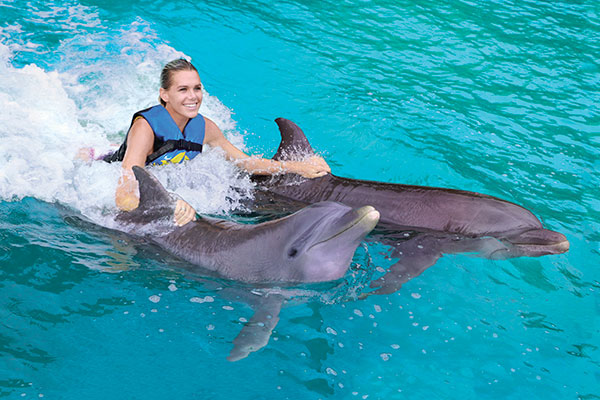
[[146, 139, 203, 163]]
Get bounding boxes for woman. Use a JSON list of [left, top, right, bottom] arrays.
[[108, 59, 330, 226]]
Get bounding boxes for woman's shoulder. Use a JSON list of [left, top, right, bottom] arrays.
[[129, 115, 153, 138], [202, 116, 222, 134], [202, 116, 225, 145]]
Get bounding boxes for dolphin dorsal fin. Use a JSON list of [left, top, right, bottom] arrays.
[[273, 118, 315, 161], [131, 166, 172, 208]]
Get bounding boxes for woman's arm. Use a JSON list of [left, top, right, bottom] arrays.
[[203, 118, 331, 178], [115, 118, 154, 211], [116, 118, 196, 226]]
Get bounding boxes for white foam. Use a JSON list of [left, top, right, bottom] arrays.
[[0, 20, 254, 230]]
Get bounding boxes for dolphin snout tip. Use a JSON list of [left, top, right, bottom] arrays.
[[539, 230, 570, 254], [557, 237, 570, 253], [357, 205, 380, 225]]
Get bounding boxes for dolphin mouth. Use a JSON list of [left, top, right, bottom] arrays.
[[307, 205, 380, 250], [499, 228, 570, 257], [513, 239, 570, 254]]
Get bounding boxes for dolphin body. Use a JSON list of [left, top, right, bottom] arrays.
[[118, 166, 379, 283], [249, 119, 569, 294], [117, 166, 379, 359]]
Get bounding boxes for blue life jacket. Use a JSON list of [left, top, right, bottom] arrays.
[[103, 105, 205, 165]]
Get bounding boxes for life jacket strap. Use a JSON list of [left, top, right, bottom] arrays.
[[146, 139, 204, 164]]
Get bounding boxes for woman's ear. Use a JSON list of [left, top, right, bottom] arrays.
[[159, 87, 168, 104]]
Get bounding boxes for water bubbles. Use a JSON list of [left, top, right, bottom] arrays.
[[190, 296, 214, 303], [168, 284, 177, 292], [149, 295, 161, 303]]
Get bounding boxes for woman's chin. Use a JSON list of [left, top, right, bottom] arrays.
[[175, 107, 200, 119]]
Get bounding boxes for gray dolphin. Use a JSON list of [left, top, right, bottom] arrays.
[[116, 166, 379, 360], [117, 166, 380, 283], [248, 119, 569, 294]]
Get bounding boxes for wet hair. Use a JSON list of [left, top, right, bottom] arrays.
[[159, 59, 199, 106]]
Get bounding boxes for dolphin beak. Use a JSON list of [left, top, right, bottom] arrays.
[[308, 205, 380, 250], [504, 228, 570, 256], [360, 205, 381, 223], [354, 205, 380, 227]]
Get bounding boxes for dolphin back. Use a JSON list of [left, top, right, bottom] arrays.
[[263, 119, 560, 239], [273, 118, 315, 161], [132, 166, 173, 209]]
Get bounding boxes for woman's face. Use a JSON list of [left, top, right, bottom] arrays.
[[160, 70, 203, 120]]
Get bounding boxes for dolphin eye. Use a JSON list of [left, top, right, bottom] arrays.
[[287, 248, 298, 258]]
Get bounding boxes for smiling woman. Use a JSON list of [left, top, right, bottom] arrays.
[[103, 58, 332, 225]]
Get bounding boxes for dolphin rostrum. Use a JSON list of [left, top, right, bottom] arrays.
[[249, 118, 569, 294]]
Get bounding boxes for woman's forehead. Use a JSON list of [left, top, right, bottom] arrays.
[[171, 70, 201, 86]]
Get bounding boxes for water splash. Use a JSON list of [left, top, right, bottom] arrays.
[[0, 20, 254, 230]]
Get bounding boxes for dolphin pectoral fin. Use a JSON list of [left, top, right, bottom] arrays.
[[227, 294, 284, 362], [367, 251, 442, 297], [359, 233, 444, 298]]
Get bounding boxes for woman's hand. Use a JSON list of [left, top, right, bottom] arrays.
[[203, 117, 331, 179], [285, 155, 331, 178], [174, 199, 197, 226], [115, 170, 140, 211]]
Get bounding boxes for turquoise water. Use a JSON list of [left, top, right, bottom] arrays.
[[1, 0, 599, 398]]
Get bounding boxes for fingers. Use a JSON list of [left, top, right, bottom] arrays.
[[305, 157, 331, 178], [120, 195, 140, 212], [300, 169, 328, 179], [174, 199, 197, 226], [307, 155, 331, 173], [284, 156, 331, 178]]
